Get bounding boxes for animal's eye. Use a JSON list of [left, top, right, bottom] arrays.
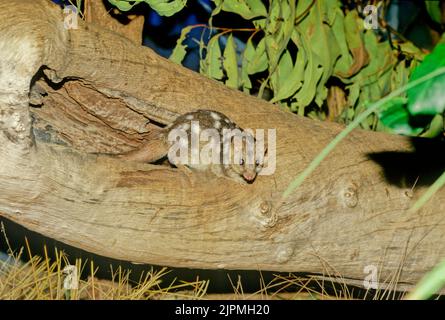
[[255, 160, 260, 166], [239, 159, 245, 165]]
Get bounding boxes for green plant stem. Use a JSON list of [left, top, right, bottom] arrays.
[[282, 66, 445, 200], [405, 258, 445, 300], [409, 169, 445, 213]]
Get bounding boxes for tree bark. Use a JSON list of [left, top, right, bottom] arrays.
[[1, 0, 444, 293]]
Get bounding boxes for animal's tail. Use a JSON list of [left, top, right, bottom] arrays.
[[118, 131, 169, 163]]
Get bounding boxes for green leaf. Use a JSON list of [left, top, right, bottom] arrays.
[[290, 29, 324, 110], [169, 25, 194, 64], [246, 38, 268, 75], [108, 0, 138, 11], [240, 39, 255, 90], [212, 0, 267, 19], [245, 0, 267, 18], [390, 56, 410, 91], [347, 83, 360, 114], [291, 0, 341, 108], [408, 43, 445, 115], [108, 0, 186, 16], [398, 41, 425, 62], [265, 0, 295, 67], [145, 0, 187, 16], [223, 34, 239, 89], [240, 37, 268, 91], [201, 34, 224, 80], [270, 50, 304, 102], [332, 10, 352, 77], [420, 114, 444, 138], [252, 18, 266, 29], [256, 0, 296, 99], [379, 97, 422, 135], [377, 67, 392, 97], [209, 0, 223, 29], [334, 10, 369, 79], [264, 1, 281, 66], [347, 30, 396, 123], [425, 1, 442, 24], [270, 50, 292, 93]]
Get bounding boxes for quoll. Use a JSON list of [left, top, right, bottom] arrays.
[[119, 109, 266, 184]]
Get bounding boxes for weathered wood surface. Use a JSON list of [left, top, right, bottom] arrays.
[[1, 0, 444, 293]]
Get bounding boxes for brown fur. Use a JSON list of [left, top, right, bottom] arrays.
[[119, 110, 265, 183]]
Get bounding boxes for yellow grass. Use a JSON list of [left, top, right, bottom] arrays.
[[0, 224, 416, 300], [0, 242, 367, 300]]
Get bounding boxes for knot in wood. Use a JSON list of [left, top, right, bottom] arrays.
[[404, 189, 413, 198], [256, 201, 277, 228], [276, 246, 294, 263], [342, 184, 358, 208], [260, 201, 271, 214]]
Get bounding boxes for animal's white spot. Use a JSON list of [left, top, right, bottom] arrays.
[[210, 112, 221, 120], [186, 114, 194, 120], [214, 121, 221, 129], [224, 118, 231, 124]]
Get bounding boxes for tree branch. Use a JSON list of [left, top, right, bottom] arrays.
[[1, 0, 444, 293]]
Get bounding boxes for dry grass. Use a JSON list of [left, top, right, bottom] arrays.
[[0, 241, 349, 300], [0, 243, 211, 300], [0, 225, 411, 300], [0, 242, 412, 300], [0, 241, 366, 301]]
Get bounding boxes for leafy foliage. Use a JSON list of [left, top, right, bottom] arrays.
[[408, 43, 445, 115], [170, 25, 195, 64], [169, 0, 424, 130], [425, 1, 443, 25], [380, 41, 445, 136], [108, 0, 187, 16], [110, 0, 444, 136]]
